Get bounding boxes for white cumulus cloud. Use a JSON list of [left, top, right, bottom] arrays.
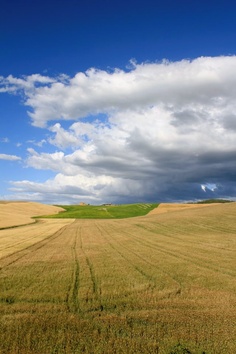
[[2, 56, 236, 203]]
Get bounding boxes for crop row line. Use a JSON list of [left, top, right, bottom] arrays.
[[0, 223, 70, 270], [0, 221, 61, 253], [95, 222, 182, 298], [115, 224, 236, 279], [135, 221, 234, 253]]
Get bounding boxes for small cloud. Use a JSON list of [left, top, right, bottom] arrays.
[[0, 137, 9, 143], [0, 153, 21, 161], [201, 183, 217, 192], [27, 139, 47, 147], [35, 139, 47, 147]]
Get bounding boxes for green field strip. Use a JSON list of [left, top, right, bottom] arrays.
[[40, 203, 159, 219]]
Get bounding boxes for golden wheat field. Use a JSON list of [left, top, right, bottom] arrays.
[[0, 201, 64, 228], [0, 202, 235, 353]]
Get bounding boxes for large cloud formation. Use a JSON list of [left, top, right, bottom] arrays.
[[2, 56, 236, 203]]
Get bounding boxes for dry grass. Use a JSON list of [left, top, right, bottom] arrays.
[[0, 201, 64, 228], [0, 202, 235, 353]]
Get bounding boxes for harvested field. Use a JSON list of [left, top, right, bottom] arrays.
[[148, 202, 219, 215], [0, 202, 235, 353], [0, 218, 74, 260], [0, 201, 64, 228]]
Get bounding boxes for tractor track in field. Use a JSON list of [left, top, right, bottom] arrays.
[[66, 221, 103, 313], [66, 226, 80, 313], [79, 224, 103, 311], [85, 256, 99, 298]]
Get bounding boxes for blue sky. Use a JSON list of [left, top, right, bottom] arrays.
[[1, 0, 236, 204]]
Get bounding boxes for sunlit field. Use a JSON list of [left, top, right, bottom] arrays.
[[0, 201, 64, 228], [0, 202, 235, 353]]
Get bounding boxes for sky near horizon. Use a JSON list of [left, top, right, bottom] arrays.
[[1, 0, 236, 204]]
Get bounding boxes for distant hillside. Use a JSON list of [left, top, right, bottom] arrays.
[[42, 203, 159, 219], [196, 199, 233, 204]]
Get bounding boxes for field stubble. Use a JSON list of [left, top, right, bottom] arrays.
[[0, 203, 235, 353], [0, 202, 64, 228]]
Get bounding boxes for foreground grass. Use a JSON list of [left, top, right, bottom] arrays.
[[0, 203, 236, 353], [41, 203, 159, 219]]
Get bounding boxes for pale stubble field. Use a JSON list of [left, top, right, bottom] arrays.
[[0, 202, 235, 353]]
